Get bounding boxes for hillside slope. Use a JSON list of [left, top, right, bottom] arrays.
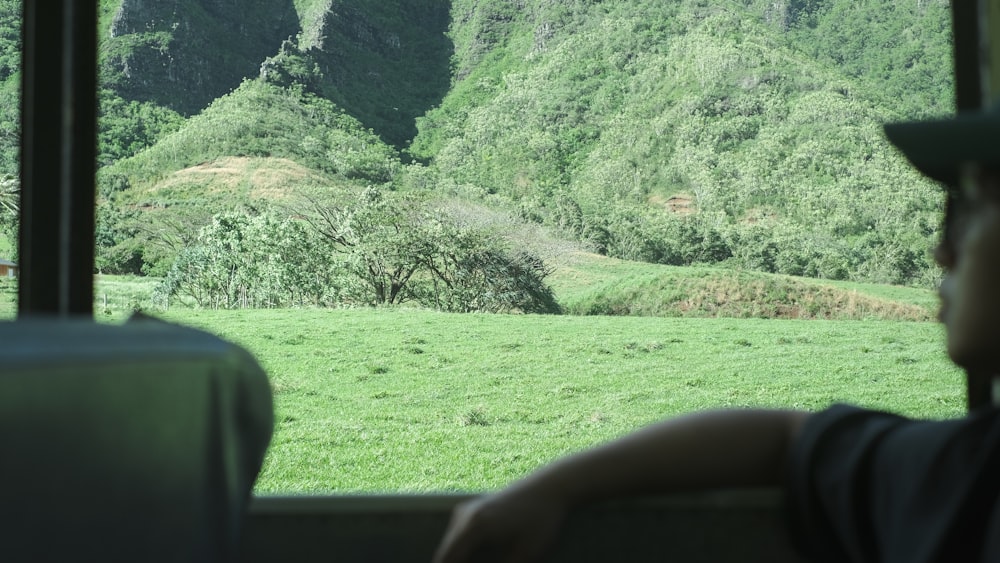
[[0, 0, 954, 292], [410, 0, 950, 286]]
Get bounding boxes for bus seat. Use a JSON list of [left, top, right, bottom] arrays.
[[0, 315, 273, 562]]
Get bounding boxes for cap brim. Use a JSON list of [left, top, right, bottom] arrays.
[[884, 112, 1000, 186]]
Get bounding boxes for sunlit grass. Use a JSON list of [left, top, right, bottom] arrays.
[[0, 264, 960, 494], [159, 308, 963, 494]]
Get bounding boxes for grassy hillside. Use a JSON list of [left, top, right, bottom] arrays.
[[104, 80, 393, 195], [411, 0, 949, 287], [549, 252, 937, 320]]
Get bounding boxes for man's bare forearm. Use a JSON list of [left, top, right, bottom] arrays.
[[505, 408, 810, 506], [433, 408, 810, 563]]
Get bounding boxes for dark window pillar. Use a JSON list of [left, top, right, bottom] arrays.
[[952, 1, 997, 410], [18, 0, 97, 317], [952, 1, 982, 112]]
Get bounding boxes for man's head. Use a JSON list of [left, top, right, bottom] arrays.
[[933, 165, 1000, 371], [886, 115, 1000, 372]]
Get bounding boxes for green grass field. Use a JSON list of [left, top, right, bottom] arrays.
[[160, 308, 963, 494], [0, 258, 962, 494]]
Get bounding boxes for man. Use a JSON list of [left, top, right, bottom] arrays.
[[433, 109, 1000, 563]]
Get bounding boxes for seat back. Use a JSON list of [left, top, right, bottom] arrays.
[[0, 316, 273, 562]]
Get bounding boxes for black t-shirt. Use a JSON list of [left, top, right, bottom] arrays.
[[787, 404, 1000, 562]]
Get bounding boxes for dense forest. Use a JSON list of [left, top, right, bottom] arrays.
[[0, 0, 955, 310]]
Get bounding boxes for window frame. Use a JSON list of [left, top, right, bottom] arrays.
[[18, 0, 96, 317], [12, 4, 986, 402]]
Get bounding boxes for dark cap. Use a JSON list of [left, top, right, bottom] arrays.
[[884, 109, 1000, 185]]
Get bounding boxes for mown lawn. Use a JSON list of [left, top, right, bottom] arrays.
[[158, 308, 964, 494]]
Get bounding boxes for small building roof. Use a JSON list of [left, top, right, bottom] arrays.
[[0, 258, 17, 267]]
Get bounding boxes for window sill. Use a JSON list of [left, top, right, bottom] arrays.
[[242, 488, 805, 562]]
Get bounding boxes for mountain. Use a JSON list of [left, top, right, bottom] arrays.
[[0, 0, 957, 288], [100, 0, 300, 116], [100, 0, 451, 148], [410, 0, 952, 285]]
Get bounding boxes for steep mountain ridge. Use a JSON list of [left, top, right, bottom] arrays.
[[101, 0, 300, 116], [99, 0, 452, 147], [292, 0, 452, 147]]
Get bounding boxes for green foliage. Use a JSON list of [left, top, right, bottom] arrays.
[[0, 1, 18, 178], [0, 74, 17, 178], [98, 90, 185, 166], [94, 202, 143, 275], [784, 0, 953, 119], [411, 0, 950, 287], [98, 0, 299, 116], [0, 173, 16, 259], [259, 39, 324, 94], [296, 187, 561, 312], [0, 0, 18, 83], [0, 277, 13, 317], [154, 186, 560, 313], [325, 187, 428, 306], [107, 80, 401, 193], [157, 212, 337, 309], [418, 219, 560, 314]]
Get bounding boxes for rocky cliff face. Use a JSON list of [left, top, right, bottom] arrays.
[[296, 0, 453, 147], [100, 0, 453, 147], [101, 0, 299, 116]]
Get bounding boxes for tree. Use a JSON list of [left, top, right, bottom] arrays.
[[157, 212, 337, 309], [297, 188, 562, 312], [299, 186, 427, 305], [420, 221, 560, 313]]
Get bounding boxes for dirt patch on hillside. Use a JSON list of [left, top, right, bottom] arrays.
[[156, 156, 327, 201], [740, 206, 780, 225], [649, 193, 696, 215]]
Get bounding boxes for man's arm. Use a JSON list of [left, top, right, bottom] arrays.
[[433, 408, 809, 563]]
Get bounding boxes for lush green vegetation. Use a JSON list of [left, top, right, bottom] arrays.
[[151, 190, 562, 313], [413, 0, 951, 288], [98, 0, 300, 116], [147, 308, 961, 493], [0, 0, 955, 294], [2, 250, 940, 323], [78, 251, 941, 323]]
